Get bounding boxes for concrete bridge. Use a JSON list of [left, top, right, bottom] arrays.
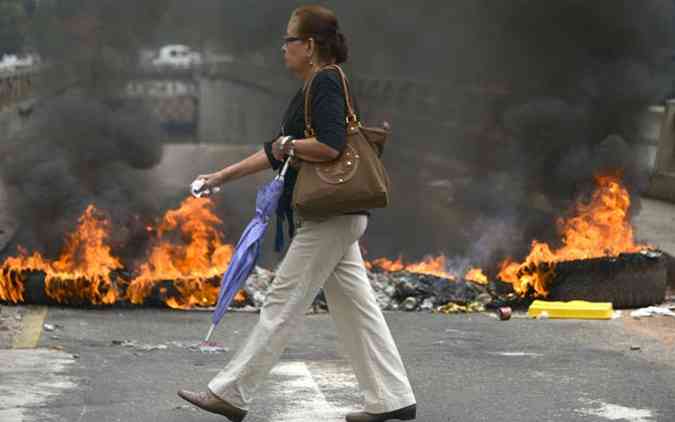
[[0, 67, 37, 140], [121, 61, 461, 146], [648, 100, 675, 201], [126, 61, 675, 205], [0, 69, 34, 250], [0, 59, 509, 156]]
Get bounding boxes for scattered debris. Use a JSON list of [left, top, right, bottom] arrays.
[[230, 305, 259, 313], [536, 311, 550, 320], [112, 340, 168, 352], [640, 249, 663, 259], [477, 293, 493, 305], [420, 298, 435, 312], [43, 323, 56, 332], [169, 340, 229, 353], [174, 404, 196, 411], [437, 302, 485, 314], [496, 307, 512, 320], [630, 345, 642, 351], [309, 290, 328, 313], [366, 270, 489, 313], [242, 267, 275, 308], [630, 306, 675, 319], [235, 267, 492, 315], [192, 342, 229, 354], [111, 339, 230, 354], [577, 399, 654, 422], [402, 297, 419, 312]]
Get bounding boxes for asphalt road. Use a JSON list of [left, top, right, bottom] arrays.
[[1, 306, 674, 422]]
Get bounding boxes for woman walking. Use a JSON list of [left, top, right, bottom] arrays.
[[178, 5, 417, 422]]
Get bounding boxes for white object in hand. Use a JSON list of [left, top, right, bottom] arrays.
[[191, 178, 220, 198]]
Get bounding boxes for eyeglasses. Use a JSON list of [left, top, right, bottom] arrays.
[[282, 36, 306, 48]]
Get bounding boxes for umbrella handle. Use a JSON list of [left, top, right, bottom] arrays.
[[276, 151, 294, 181]]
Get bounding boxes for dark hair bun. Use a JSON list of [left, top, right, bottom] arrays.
[[293, 5, 349, 64], [333, 32, 348, 64]]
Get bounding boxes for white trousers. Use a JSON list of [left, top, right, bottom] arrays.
[[208, 215, 416, 413]]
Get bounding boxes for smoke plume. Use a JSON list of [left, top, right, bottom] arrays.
[[2, 1, 674, 272]]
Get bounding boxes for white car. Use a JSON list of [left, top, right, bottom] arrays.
[[0, 54, 40, 71], [152, 45, 203, 69]]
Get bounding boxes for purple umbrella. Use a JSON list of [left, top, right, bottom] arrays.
[[203, 156, 292, 342]]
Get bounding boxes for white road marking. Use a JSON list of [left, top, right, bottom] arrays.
[[0, 349, 77, 422], [577, 400, 655, 422], [268, 361, 358, 422], [490, 352, 543, 357]]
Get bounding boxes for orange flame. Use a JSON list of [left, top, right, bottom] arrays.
[[126, 197, 233, 309], [465, 267, 488, 285], [0, 205, 122, 305], [15, 173, 638, 308], [368, 256, 492, 284], [368, 255, 459, 280], [498, 173, 645, 296], [370, 257, 405, 273], [404, 256, 455, 279], [233, 289, 247, 305]]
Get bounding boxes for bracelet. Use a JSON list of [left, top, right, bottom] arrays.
[[279, 136, 294, 154], [278, 136, 291, 151], [288, 139, 297, 155]]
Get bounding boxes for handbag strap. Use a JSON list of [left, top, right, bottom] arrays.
[[303, 64, 359, 138]]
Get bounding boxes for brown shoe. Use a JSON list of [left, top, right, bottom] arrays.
[[177, 389, 247, 422], [346, 404, 416, 422]]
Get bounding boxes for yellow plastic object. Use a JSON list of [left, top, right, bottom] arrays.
[[527, 300, 614, 320]]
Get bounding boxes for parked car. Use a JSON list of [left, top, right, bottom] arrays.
[[152, 45, 203, 69], [0, 53, 40, 71]]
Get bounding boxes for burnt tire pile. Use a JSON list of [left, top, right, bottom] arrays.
[[547, 252, 667, 309], [18, 270, 190, 307]]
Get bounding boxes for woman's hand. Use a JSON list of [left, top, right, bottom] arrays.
[[195, 170, 226, 189], [271, 137, 286, 161]]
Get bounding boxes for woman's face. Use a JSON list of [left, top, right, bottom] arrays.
[[283, 16, 312, 77]]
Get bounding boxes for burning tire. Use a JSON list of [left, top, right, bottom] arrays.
[[547, 252, 667, 309]]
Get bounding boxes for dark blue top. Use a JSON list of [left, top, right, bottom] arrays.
[[264, 70, 367, 249], [264, 69, 348, 169]]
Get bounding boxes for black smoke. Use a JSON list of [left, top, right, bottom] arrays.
[[344, 0, 675, 270], [1, 0, 171, 258], [0, 97, 163, 258], [174, 1, 675, 269], [443, 0, 675, 269], [2, 1, 674, 271]]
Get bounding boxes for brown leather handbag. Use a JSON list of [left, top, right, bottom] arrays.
[[291, 64, 391, 220]]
